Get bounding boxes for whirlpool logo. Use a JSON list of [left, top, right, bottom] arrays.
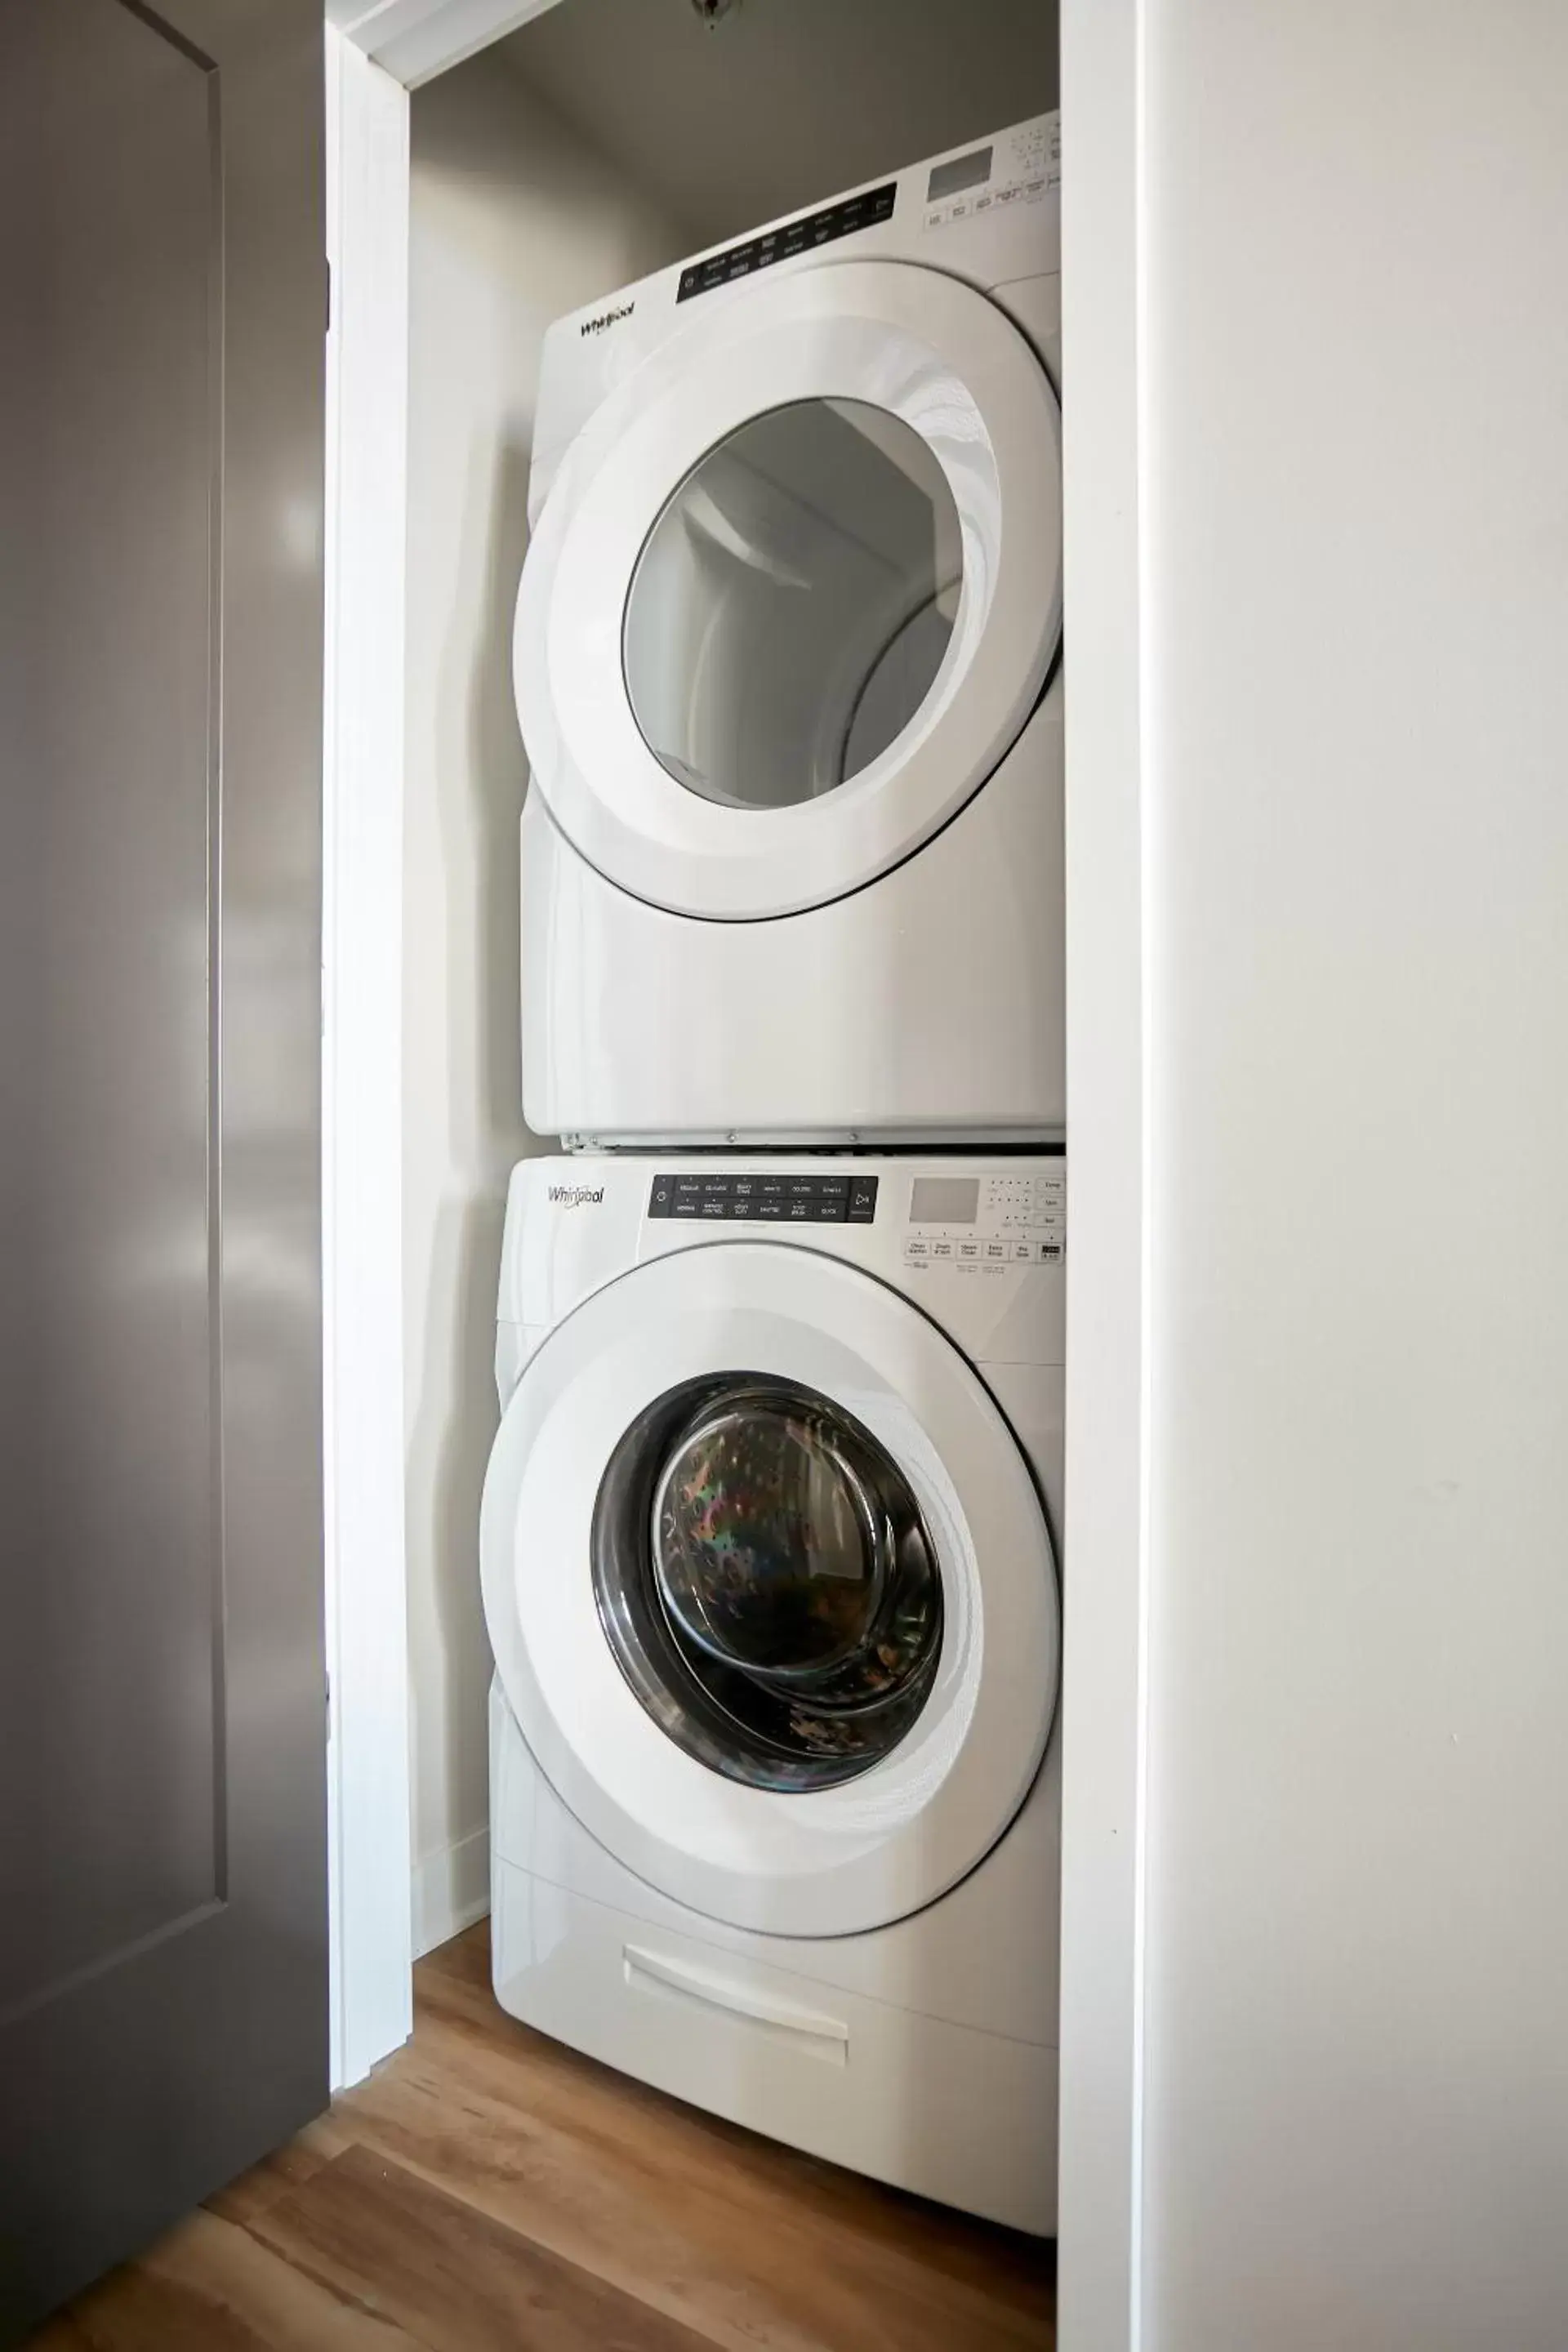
[[579, 302, 634, 337], [547, 1184, 604, 1208]]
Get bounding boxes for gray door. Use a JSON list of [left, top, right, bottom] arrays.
[[0, 2, 327, 2336]]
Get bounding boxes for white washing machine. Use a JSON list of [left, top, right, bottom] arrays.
[[512, 115, 1062, 1147], [479, 1152, 1066, 2234]]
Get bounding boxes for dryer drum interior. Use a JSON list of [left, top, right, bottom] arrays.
[[621, 395, 964, 813], [592, 1372, 944, 1792]]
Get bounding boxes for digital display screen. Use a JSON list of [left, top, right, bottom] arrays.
[[910, 1177, 980, 1226], [927, 147, 993, 203]]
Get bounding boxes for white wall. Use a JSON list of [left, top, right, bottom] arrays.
[[403, 54, 684, 1957], [1138, 7, 1568, 2346]]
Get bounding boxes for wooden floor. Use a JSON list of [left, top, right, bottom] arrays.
[[31, 1921, 1055, 2350]]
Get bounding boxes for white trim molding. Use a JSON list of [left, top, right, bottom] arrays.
[[412, 1828, 492, 1960], [1057, 2, 1151, 2347], [323, 24, 415, 2091], [327, 0, 565, 90]]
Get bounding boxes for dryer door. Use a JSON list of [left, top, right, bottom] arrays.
[[479, 1242, 1060, 1938], [513, 260, 1061, 922]]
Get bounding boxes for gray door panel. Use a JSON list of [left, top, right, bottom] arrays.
[[0, 2, 327, 2334]]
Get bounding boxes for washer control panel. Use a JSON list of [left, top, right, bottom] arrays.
[[648, 1170, 878, 1224], [902, 1165, 1065, 1271]]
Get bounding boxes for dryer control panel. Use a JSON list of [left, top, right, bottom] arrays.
[[902, 1165, 1065, 1270], [647, 1169, 879, 1224], [921, 114, 1058, 232]]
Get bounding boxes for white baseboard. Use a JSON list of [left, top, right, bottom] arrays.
[[412, 1826, 492, 1959]]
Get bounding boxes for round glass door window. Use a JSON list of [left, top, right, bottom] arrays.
[[592, 1374, 943, 1792], [622, 399, 964, 811]]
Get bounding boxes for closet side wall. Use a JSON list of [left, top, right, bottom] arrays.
[[403, 54, 685, 1955]]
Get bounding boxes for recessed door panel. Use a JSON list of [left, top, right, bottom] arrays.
[[2, 0, 220, 2026], [0, 2, 326, 2333]]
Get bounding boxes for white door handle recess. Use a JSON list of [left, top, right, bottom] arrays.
[[623, 1943, 849, 2065]]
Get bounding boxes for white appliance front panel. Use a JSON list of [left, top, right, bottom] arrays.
[[514, 262, 1060, 922], [491, 1675, 1061, 2048], [528, 113, 1060, 511], [519, 692, 1064, 1148], [479, 1235, 1059, 1938], [492, 1843, 1058, 2235], [497, 1152, 1067, 1379]]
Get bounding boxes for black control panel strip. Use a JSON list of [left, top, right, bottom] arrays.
[[677, 183, 897, 304], [648, 1172, 878, 1224]]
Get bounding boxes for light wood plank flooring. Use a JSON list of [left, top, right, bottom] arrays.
[[32, 1921, 1055, 2350]]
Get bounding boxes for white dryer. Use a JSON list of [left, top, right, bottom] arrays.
[[479, 1152, 1066, 2234], [513, 116, 1062, 1147]]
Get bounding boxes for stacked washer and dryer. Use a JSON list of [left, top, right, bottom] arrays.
[[480, 113, 1066, 2236]]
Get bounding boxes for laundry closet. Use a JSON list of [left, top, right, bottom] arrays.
[[400, 0, 1061, 2234]]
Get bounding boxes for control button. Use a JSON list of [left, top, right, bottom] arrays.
[[674, 1175, 703, 1199], [958, 1240, 982, 1262], [1038, 1239, 1063, 1263], [757, 1176, 786, 1201], [847, 1176, 879, 1223], [672, 1198, 701, 1218], [904, 1238, 930, 1260], [786, 1199, 812, 1220], [700, 1175, 732, 1197], [699, 1197, 727, 1218], [930, 1238, 956, 1260], [808, 1198, 848, 1221], [786, 1176, 818, 1199], [649, 1177, 675, 1218], [983, 1241, 1009, 1263], [756, 1199, 786, 1220], [813, 1175, 849, 1199], [1012, 1239, 1034, 1262]]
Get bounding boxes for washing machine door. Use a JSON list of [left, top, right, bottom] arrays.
[[513, 260, 1061, 922], [479, 1242, 1060, 1938]]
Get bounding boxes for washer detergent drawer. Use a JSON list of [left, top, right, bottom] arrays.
[[492, 1849, 1058, 2238]]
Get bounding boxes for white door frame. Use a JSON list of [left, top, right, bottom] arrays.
[[322, 24, 413, 2089], [326, 0, 564, 89], [323, 20, 1153, 2350], [323, 0, 571, 2100], [1055, 3, 1151, 2345]]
